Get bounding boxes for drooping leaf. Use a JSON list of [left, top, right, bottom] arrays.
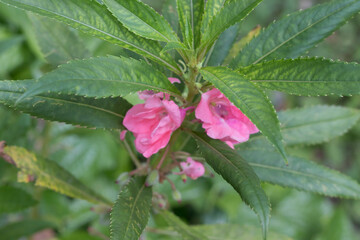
[[0, 0, 180, 73], [241, 58, 360, 96], [17, 56, 182, 102], [200, 0, 263, 53], [200, 67, 287, 161], [2, 145, 112, 206], [159, 211, 209, 240], [231, 0, 360, 67], [0, 220, 54, 240], [176, 0, 204, 49], [110, 177, 152, 240], [0, 185, 37, 213], [237, 138, 360, 199], [189, 131, 270, 239], [201, 0, 226, 33], [0, 80, 132, 130], [103, 0, 179, 42], [29, 14, 89, 66]]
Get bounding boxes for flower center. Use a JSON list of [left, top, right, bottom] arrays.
[[212, 103, 228, 118]]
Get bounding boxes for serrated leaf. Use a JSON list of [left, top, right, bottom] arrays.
[[0, 185, 37, 213], [0, 0, 180, 73], [162, 41, 188, 53], [177, 0, 204, 49], [110, 177, 152, 240], [201, 0, 226, 33], [0, 80, 132, 130], [241, 58, 360, 96], [159, 211, 209, 240], [2, 146, 112, 206], [29, 14, 89, 66], [200, 0, 263, 53], [0, 220, 54, 240], [231, 0, 360, 67], [103, 0, 179, 43], [17, 56, 182, 102], [237, 138, 360, 199], [200, 67, 287, 162], [278, 105, 360, 145], [189, 131, 270, 239]]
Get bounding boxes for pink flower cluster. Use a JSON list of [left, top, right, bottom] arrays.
[[123, 78, 258, 162]]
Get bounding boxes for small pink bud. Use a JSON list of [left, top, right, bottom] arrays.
[[175, 157, 205, 180], [120, 130, 127, 141], [168, 77, 181, 84]]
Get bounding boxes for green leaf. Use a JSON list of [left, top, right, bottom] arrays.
[[0, 80, 132, 130], [278, 105, 360, 145], [200, 0, 263, 53], [162, 42, 188, 53], [110, 177, 152, 240], [159, 211, 209, 240], [176, 0, 204, 48], [0, 36, 24, 77], [103, 0, 179, 43], [0, 185, 37, 213], [231, 0, 360, 67], [189, 131, 270, 239], [201, 0, 226, 33], [0, 220, 54, 240], [200, 67, 287, 162], [0, 0, 180, 73], [237, 139, 360, 199], [17, 56, 182, 102], [162, 0, 179, 36], [241, 58, 360, 96], [2, 145, 112, 206], [29, 14, 89, 66]]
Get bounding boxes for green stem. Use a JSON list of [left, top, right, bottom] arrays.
[[122, 138, 141, 168]]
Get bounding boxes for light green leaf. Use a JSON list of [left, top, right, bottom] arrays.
[[237, 139, 360, 199], [29, 14, 89, 66], [200, 0, 263, 53], [17, 56, 182, 102], [0, 36, 24, 77], [110, 177, 152, 240], [200, 67, 287, 161], [189, 131, 270, 239], [103, 0, 179, 42], [0, 80, 132, 130], [231, 0, 360, 67], [159, 211, 209, 240], [241, 58, 360, 96], [278, 105, 360, 145], [0, 220, 54, 240], [0, 185, 37, 213], [2, 146, 112, 206], [201, 0, 226, 33], [162, 42, 188, 53], [0, 0, 180, 73]]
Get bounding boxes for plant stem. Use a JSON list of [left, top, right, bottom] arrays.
[[122, 138, 141, 168]]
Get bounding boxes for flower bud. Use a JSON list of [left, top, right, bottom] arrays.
[[115, 172, 129, 185], [145, 170, 159, 187], [172, 189, 182, 203]]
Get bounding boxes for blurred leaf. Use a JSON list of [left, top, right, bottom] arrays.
[[18, 56, 181, 102], [60, 232, 104, 240], [2, 145, 112, 205], [238, 139, 360, 199], [0, 36, 24, 77], [103, 0, 179, 43], [0, 80, 132, 129], [110, 177, 152, 240], [0, 184, 37, 213], [190, 131, 270, 239], [241, 58, 360, 96], [0, 220, 54, 240], [231, 0, 360, 67], [29, 14, 89, 66], [159, 211, 208, 240], [200, 67, 287, 161], [0, 0, 180, 73], [162, 0, 179, 36]]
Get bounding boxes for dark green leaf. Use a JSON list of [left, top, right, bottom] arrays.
[[0, 185, 37, 213], [110, 177, 152, 240], [0, 80, 132, 130], [103, 0, 179, 42], [17, 56, 182, 102], [201, 0, 226, 33], [241, 58, 360, 96], [231, 0, 360, 67], [0, 36, 24, 77], [200, 67, 287, 161], [0, 220, 54, 240], [0, 0, 180, 73], [189, 131, 270, 239]]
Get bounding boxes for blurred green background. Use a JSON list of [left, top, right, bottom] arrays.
[[1, 0, 360, 239]]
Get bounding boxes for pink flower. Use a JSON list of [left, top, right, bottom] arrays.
[[195, 88, 259, 148], [123, 97, 183, 158], [168, 77, 181, 84], [176, 157, 205, 180]]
